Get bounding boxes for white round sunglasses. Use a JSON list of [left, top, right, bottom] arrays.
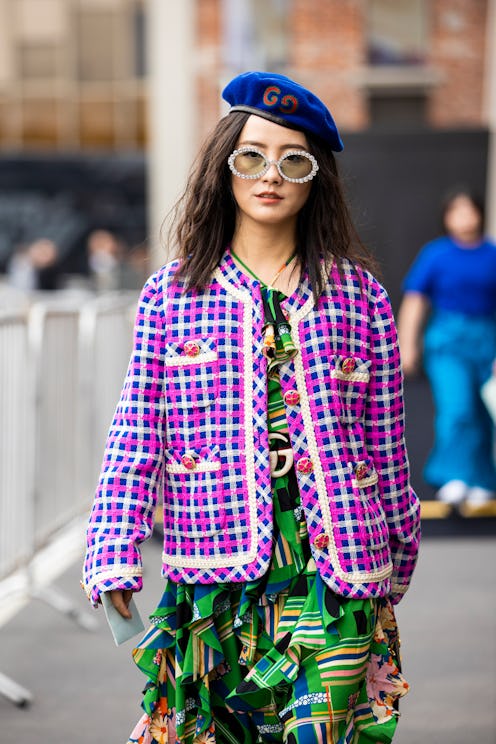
[[228, 146, 319, 183]]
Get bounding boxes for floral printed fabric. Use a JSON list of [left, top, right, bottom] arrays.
[[127, 481, 409, 744], [126, 560, 408, 744]]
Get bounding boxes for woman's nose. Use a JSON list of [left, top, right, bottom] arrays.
[[262, 161, 282, 182]]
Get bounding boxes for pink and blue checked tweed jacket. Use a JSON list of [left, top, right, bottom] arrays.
[[83, 248, 420, 606]]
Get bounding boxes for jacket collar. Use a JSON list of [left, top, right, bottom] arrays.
[[216, 246, 316, 321]]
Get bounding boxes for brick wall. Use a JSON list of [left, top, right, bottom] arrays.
[[428, 0, 488, 127], [194, 0, 490, 145], [196, 0, 222, 145], [0, 0, 489, 151], [290, 0, 368, 130]]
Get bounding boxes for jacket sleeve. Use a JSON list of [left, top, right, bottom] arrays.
[[365, 286, 421, 604], [82, 272, 166, 606]]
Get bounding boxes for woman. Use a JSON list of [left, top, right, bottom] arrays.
[[83, 71, 420, 744], [398, 188, 496, 507]]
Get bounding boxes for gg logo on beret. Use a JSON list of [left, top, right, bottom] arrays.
[[262, 85, 298, 114]]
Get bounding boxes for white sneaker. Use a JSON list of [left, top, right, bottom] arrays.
[[436, 480, 469, 505], [465, 487, 495, 506]]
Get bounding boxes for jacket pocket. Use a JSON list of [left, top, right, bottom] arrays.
[[163, 444, 225, 539], [351, 458, 389, 550], [331, 355, 370, 424], [164, 337, 218, 408]]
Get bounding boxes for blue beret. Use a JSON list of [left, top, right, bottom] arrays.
[[222, 71, 344, 152]]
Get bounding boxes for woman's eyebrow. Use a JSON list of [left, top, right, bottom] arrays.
[[238, 140, 307, 150]]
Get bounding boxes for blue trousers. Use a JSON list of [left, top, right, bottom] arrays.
[[423, 311, 496, 490]]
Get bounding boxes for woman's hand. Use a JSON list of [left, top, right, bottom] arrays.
[[400, 344, 421, 378], [106, 589, 134, 618], [397, 292, 429, 378]]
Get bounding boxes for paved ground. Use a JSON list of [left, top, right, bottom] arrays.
[[1, 533, 495, 744]]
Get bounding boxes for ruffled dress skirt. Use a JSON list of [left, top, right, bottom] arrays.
[[127, 474, 407, 744], [127, 289, 409, 744]]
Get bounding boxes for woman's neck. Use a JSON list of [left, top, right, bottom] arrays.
[[450, 232, 483, 249], [231, 223, 297, 284]]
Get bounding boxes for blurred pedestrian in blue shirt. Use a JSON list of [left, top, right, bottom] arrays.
[[398, 188, 496, 507]]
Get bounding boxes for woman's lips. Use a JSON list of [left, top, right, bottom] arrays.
[[256, 192, 283, 200]]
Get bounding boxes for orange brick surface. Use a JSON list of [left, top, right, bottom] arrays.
[[194, 0, 489, 144]]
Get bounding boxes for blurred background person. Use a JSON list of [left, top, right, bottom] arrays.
[[7, 237, 60, 291], [118, 241, 150, 291], [86, 228, 124, 293], [6, 244, 36, 292], [398, 188, 496, 508], [29, 237, 60, 290]]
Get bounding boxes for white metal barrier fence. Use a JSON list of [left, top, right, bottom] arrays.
[[79, 295, 137, 495], [0, 291, 137, 705], [0, 292, 136, 580], [0, 310, 34, 580], [30, 301, 84, 548]]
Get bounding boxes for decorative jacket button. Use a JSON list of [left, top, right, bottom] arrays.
[[284, 389, 300, 406], [184, 340, 200, 357], [297, 457, 313, 474], [341, 357, 356, 374], [313, 532, 329, 549], [181, 453, 197, 470], [355, 463, 368, 481]]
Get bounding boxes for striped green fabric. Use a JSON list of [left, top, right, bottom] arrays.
[[265, 287, 297, 432], [267, 375, 288, 432], [262, 287, 298, 382], [127, 516, 407, 743]]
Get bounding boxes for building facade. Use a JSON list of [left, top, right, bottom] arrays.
[[0, 0, 494, 501], [0, 0, 146, 150], [0, 0, 491, 151]]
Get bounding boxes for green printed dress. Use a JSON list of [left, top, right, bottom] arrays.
[[127, 285, 409, 744]]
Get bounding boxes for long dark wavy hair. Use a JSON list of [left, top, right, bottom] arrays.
[[168, 111, 377, 299]]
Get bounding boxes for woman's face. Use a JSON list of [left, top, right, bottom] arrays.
[[443, 195, 482, 243], [230, 115, 313, 232]]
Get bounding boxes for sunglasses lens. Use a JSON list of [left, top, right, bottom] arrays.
[[230, 148, 317, 181], [232, 150, 267, 177], [280, 153, 314, 180]]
